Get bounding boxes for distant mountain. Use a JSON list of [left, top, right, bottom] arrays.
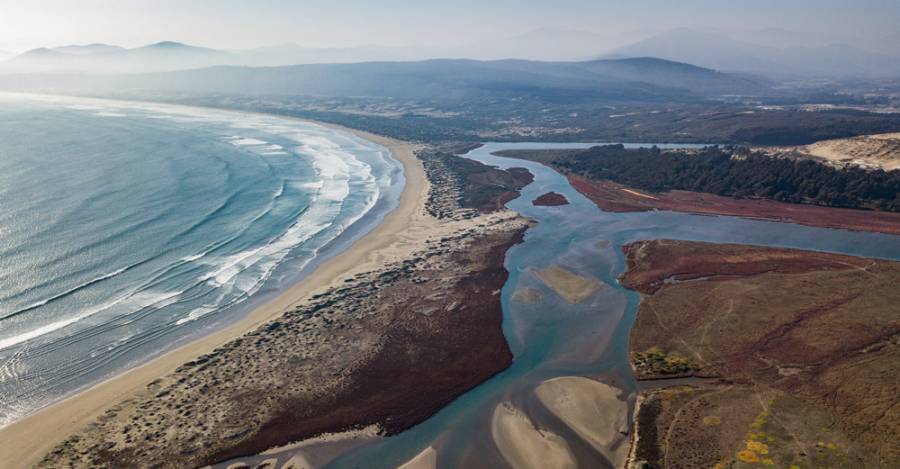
[[573, 57, 767, 95], [52, 44, 124, 55], [710, 28, 835, 50], [0, 28, 651, 75], [235, 29, 650, 64], [15, 47, 70, 60], [234, 43, 432, 66], [610, 28, 900, 78], [447, 28, 647, 61], [3, 47, 73, 72], [609, 29, 783, 75], [0, 57, 769, 103], [114, 42, 233, 72], [1, 41, 235, 74]]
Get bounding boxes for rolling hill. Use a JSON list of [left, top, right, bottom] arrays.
[[0, 56, 769, 102]]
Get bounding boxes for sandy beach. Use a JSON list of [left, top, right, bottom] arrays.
[[0, 126, 430, 467]]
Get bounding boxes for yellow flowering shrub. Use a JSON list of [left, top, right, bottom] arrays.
[[738, 450, 760, 463], [746, 440, 769, 454]]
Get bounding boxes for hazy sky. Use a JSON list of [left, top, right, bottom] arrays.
[[1, 0, 899, 52]]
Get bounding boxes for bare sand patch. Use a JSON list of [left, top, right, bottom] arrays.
[[621, 188, 659, 200], [802, 132, 900, 170], [491, 402, 577, 469], [534, 265, 604, 303], [259, 425, 380, 456], [534, 376, 629, 466], [397, 446, 437, 469], [281, 453, 314, 469]]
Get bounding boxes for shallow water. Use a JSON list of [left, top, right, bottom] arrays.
[[326, 143, 900, 468], [0, 94, 403, 428]]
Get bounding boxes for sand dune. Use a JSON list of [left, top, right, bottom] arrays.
[[534, 376, 629, 466], [802, 132, 900, 170], [491, 402, 577, 469], [534, 265, 604, 303]]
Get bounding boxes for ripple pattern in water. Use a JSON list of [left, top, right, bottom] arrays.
[[0, 94, 402, 427]]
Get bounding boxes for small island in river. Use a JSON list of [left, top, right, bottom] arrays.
[[532, 191, 569, 206], [620, 239, 900, 469]]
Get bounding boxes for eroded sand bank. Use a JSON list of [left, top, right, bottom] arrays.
[[397, 446, 437, 469]]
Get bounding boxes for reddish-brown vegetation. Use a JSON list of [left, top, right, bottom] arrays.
[[569, 175, 900, 236], [531, 191, 569, 206], [620, 239, 871, 295], [209, 227, 526, 464], [622, 240, 900, 468]]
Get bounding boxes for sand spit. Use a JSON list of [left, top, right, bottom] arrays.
[[491, 402, 577, 469], [534, 265, 604, 303], [397, 446, 437, 469], [35, 207, 528, 467], [534, 377, 629, 466]]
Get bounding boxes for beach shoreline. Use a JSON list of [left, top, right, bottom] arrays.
[[0, 123, 428, 467]]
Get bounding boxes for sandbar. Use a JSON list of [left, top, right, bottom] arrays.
[[534, 265, 604, 303], [491, 402, 577, 469], [534, 376, 629, 465]]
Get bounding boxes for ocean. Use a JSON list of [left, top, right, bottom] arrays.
[[0, 94, 403, 427]]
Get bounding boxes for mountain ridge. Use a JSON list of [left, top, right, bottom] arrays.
[[610, 28, 900, 78], [0, 56, 768, 101]]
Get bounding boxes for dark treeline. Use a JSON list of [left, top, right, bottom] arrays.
[[556, 145, 900, 212]]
